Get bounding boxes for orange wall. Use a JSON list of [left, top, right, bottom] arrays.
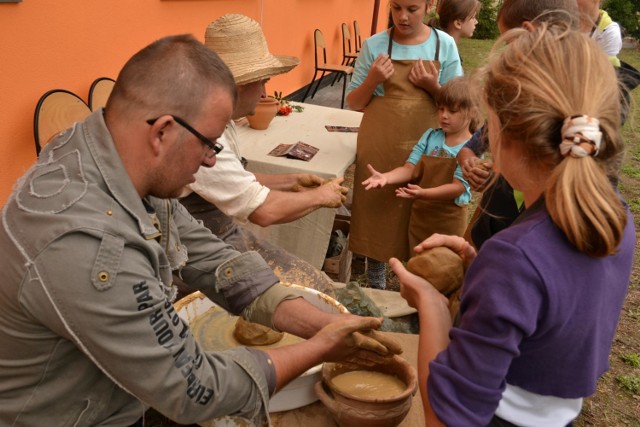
[[0, 0, 388, 206]]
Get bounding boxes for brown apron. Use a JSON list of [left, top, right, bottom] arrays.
[[408, 153, 468, 254], [350, 27, 440, 262]]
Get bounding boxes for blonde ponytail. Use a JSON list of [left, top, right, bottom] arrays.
[[483, 23, 627, 257]]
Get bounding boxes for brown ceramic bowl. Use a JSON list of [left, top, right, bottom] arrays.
[[315, 355, 417, 427]]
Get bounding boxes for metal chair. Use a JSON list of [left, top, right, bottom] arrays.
[[353, 20, 363, 53], [33, 89, 91, 155], [88, 76, 116, 111], [340, 23, 358, 67], [302, 29, 353, 109]]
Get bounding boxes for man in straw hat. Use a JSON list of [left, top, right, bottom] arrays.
[[180, 14, 348, 297], [0, 34, 400, 426]]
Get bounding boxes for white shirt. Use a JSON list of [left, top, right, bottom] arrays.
[[185, 121, 269, 223]]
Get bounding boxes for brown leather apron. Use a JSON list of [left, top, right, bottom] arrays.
[[350, 27, 440, 262], [408, 153, 468, 254]]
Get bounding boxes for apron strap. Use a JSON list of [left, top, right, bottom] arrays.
[[387, 26, 440, 61], [431, 26, 440, 61]]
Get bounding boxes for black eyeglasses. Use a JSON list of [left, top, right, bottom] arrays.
[[146, 115, 223, 158]]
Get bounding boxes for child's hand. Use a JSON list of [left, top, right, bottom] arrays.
[[362, 164, 388, 190], [414, 233, 477, 270], [395, 183, 423, 199], [461, 157, 493, 191], [367, 54, 394, 86]]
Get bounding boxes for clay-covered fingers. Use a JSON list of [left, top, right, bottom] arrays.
[[291, 174, 325, 192], [357, 329, 403, 355], [342, 350, 396, 368], [320, 177, 348, 207], [389, 257, 447, 310], [298, 174, 325, 188], [414, 234, 476, 268], [315, 316, 385, 362]]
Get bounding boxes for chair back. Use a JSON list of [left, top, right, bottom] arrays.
[[341, 23, 356, 57], [88, 77, 116, 111], [314, 29, 328, 67], [34, 89, 91, 155], [353, 20, 362, 52]]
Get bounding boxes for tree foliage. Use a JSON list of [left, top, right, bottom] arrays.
[[474, 0, 500, 40], [604, 0, 640, 40]]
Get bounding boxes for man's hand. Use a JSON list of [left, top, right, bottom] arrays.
[[317, 177, 348, 208], [291, 174, 325, 192], [310, 316, 402, 365]]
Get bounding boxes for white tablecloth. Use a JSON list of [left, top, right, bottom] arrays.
[[236, 102, 362, 270]]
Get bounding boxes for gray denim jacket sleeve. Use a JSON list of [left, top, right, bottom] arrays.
[[22, 221, 272, 425], [163, 199, 280, 313]]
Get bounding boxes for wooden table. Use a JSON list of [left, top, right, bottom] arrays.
[[270, 332, 425, 426], [236, 102, 362, 270]]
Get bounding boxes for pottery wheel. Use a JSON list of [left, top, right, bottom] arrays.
[[189, 305, 304, 352]]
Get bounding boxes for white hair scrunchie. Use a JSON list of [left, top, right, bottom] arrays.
[[559, 115, 602, 158]]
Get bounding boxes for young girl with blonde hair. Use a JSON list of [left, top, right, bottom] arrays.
[[391, 22, 635, 426]]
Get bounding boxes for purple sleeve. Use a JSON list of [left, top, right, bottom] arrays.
[[427, 238, 544, 426]]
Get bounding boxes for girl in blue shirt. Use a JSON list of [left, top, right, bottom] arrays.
[[347, 0, 463, 289]]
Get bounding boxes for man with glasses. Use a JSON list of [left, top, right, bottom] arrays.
[[0, 34, 399, 426], [180, 14, 348, 297]]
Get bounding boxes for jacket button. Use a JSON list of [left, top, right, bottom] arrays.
[[98, 271, 110, 282], [224, 268, 233, 277]]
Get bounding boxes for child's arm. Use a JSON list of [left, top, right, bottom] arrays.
[[395, 178, 465, 200], [362, 163, 415, 190]]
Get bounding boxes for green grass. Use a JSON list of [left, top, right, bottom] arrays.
[[621, 353, 640, 368], [615, 374, 640, 395], [457, 38, 495, 74]]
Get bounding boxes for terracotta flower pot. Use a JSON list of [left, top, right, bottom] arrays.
[[246, 96, 279, 130]]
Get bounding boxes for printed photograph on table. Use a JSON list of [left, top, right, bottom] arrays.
[[325, 125, 359, 133], [268, 141, 319, 161]]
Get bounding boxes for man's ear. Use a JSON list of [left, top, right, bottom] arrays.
[[147, 116, 172, 156], [522, 21, 536, 32]]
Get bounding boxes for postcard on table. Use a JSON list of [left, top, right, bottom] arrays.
[[325, 125, 359, 133], [268, 141, 319, 161]]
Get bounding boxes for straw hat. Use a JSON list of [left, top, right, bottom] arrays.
[[205, 14, 300, 85]]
